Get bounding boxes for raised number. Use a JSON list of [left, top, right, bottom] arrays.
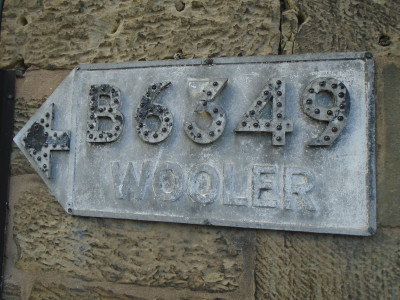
[[184, 79, 228, 144], [235, 79, 293, 146], [300, 77, 350, 146], [135, 82, 173, 144], [87, 84, 124, 143]]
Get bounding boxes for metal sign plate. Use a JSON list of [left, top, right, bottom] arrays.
[[14, 52, 376, 236]]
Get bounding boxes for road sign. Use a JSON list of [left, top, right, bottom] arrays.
[[14, 52, 376, 235]]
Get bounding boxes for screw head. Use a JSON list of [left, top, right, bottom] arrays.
[[332, 127, 338, 132], [152, 85, 157, 90], [264, 91, 269, 95], [253, 123, 258, 127], [44, 132, 49, 137], [338, 92, 345, 98], [314, 108, 320, 114], [327, 110, 333, 115], [205, 58, 213, 65], [309, 88, 314, 93], [277, 113, 282, 118], [277, 102, 282, 107], [306, 99, 312, 105], [108, 108, 113, 113], [197, 133, 202, 138], [144, 131, 148, 136], [209, 131, 214, 136], [45, 113, 50, 118], [216, 120, 221, 126], [140, 103, 145, 107], [213, 82, 218, 86], [338, 116, 344, 121], [207, 91, 212, 96], [115, 126, 120, 131], [114, 99, 119, 104], [319, 81, 325, 86], [99, 134, 103, 138], [164, 117, 170, 122], [242, 121, 246, 127], [153, 133, 158, 138], [276, 136, 282, 141], [213, 108, 218, 113], [324, 136, 330, 141], [276, 80, 281, 85], [162, 127, 167, 132], [37, 156, 41, 161], [138, 123, 143, 128], [340, 103, 345, 109], [277, 91, 282, 96], [331, 83, 338, 89], [188, 124, 193, 130], [149, 107, 153, 113], [43, 164, 47, 168], [53, 132, 57, 137], [43, 153, 47, 157], [265, 122, 270, 127], [257, 100, 262, 105], [159, 108, 163, 113], [250, 110, 255, 115], [277, 125, 282, 130]]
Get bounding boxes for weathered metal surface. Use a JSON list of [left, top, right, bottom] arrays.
[[13, 52, 376, 236]]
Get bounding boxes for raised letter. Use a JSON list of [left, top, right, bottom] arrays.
[[223, 164, 249, 206], [187, 164, 220, 204], [111, 161, 151, 201], [284, 167, 315, 211], [252, 165, 282, 208], [87, 84, 124, 143], [153, 162, 184, 201]]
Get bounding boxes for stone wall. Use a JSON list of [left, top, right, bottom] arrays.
[[1, 0, 399, 299]]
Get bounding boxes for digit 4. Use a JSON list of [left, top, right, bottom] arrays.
[[235, 79, 293, 146]]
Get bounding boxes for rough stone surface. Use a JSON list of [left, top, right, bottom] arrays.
[[255, 229, 400, 299], [29, 282, 142, 300], [2, 283, 21, 300], [282, 0, 400, 56], [0, 0, 280, 69], [10, 175, 253, 294], [376, 58, 400, 227]]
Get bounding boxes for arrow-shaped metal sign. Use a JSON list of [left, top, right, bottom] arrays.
[[14, 53, 376, 236]]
